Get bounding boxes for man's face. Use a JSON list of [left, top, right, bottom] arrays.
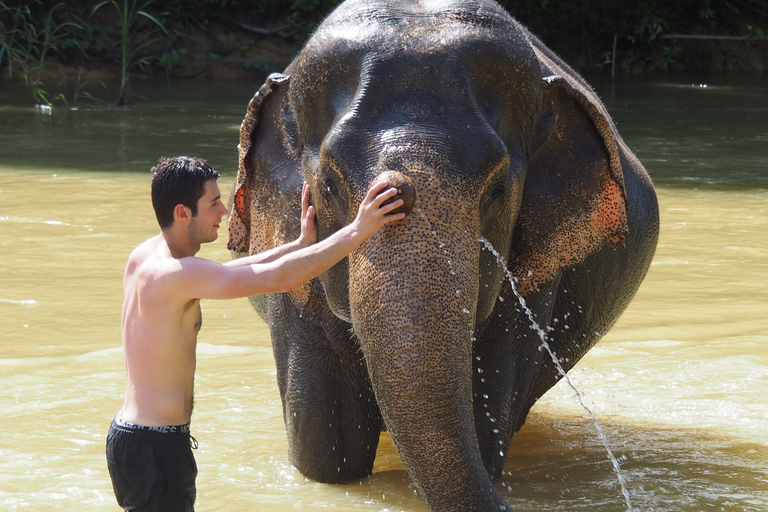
[[188, 179, 229, 245]]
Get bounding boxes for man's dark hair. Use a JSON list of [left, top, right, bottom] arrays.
[[150, 156, 220, 229]]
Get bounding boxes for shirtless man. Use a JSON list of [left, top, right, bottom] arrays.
[[106, 156, 404, 511]]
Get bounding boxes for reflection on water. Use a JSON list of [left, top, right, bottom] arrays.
[[0, 80, 256, 174], [1, 74, 767, 511], [594, 73, 768, 190]]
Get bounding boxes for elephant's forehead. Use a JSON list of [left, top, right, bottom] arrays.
[[303, 2, 519, 59]]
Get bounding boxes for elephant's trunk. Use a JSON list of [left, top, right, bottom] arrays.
[[348, 208, 510, 511]]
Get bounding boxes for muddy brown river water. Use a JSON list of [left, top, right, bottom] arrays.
[[1, 74, 766, 511]]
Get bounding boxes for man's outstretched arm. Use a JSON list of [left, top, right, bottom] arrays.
[[170, 181, 404, 301]]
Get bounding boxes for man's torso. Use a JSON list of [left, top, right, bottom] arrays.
[[120, 235, 201, 426]]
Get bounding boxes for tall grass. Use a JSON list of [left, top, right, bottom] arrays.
[[91, 0, 168, 105], [0, 0, 83, 105]]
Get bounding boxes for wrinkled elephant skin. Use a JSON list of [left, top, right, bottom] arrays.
[[227, 1, 659, 511]]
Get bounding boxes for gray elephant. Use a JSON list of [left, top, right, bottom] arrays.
[[227, 0, 659, 510]]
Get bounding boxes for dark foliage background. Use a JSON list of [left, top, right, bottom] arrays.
[[1, 0, 766, 104], [4, 0, 768, 65], [149, 0, 768, 50]]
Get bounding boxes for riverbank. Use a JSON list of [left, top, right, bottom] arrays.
[[24, 16, 768, 82], [2, 11, 766, 108]]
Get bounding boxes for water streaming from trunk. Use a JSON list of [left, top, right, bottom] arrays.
[[479, 237, 632, 511]]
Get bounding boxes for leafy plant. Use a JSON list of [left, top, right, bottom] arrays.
[[660, 44, 682, 68], [632, 16, 668, 43], [744, 24, 765, 47], [159, 47, 185, 77], [71, 67, 108, 106], [699, 7, 715, 20], [91, 0, 169, 105], [0, 0, 84, 105]]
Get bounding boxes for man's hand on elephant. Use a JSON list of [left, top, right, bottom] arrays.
[[351, 181, 406, 238], [298, 181, 318, 247]]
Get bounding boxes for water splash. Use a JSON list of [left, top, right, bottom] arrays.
[[479, 237, 633, 512]]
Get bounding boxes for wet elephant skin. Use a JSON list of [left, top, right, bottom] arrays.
[[227, 1, 659, 511]]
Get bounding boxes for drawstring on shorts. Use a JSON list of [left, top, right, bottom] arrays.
[[190, 435, 199, 449]]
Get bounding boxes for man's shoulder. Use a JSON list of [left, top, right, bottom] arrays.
[[126, 236, 181, 283], [129, 235, 162, 261], [135, 250, 223, 293]]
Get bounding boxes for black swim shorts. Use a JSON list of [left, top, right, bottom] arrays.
[[106, 414, 198, 512]]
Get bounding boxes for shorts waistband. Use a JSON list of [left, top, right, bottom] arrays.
[[114, 409, 190, 435]]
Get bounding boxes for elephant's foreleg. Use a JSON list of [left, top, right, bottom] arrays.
[[473, 279, 560, 480], [269, 295, 382, 483]]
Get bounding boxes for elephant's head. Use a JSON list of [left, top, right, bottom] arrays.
[[228, 1, 630, 510]]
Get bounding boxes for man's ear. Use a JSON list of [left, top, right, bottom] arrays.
[[173, 203, 191, 224]]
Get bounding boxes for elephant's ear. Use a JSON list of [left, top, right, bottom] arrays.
[[510, 66, 628, 297], [227, 72, 311, 307], [228, 72, 290, 254]]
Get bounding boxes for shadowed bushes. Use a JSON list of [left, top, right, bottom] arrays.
[[1, 0, 766, 106]]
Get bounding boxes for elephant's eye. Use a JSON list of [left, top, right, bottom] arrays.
[[491, 181, 507, 200], [317, 172, 351, 222], [321, 175, 339, 197], [482, 179, 509, 219]]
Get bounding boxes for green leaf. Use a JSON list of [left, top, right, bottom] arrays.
[[137, 10, 170, 38]]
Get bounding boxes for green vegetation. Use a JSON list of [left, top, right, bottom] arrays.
[[91, 0, 169, 105], [0, 0, 84, 105], [1, 0, 766, 107], [498, 0, 768, 70]]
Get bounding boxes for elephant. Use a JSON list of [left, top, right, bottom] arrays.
[[227, 0, 659, 510]]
